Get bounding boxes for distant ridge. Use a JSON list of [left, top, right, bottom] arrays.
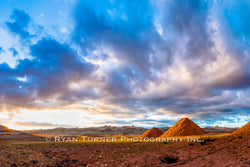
[[232, 121, 250, 136], [161, 118, 207, 137], [139, 127, 163, 138]]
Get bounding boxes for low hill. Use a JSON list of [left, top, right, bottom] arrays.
[[139, 127, 163, 138], [0, 125, 13, 132], [0, 125, 44, 142]]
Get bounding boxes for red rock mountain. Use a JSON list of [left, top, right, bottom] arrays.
[[139, 127, 163, 138], [161, 118, 207, 137], [0, 125, 13, 132], [232, 121, 250, 136]]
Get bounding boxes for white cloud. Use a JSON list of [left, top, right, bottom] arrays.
[[60, 28, 69, 34]]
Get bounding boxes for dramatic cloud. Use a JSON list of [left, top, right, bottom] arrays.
[[0, 0, 249, 128], [0, 37, 96, 110]]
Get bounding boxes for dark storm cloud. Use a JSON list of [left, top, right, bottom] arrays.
[[72, 0, 173, 98], [154, 0, 250, 90], [105, 70, 132, 96], [104, 65, 149, 97], [0, 37, 96, 110], [163, 0, 214, 61], [24, 38, 95, 96], [5, 9, 31, 39], [73, 0, 171, 68]]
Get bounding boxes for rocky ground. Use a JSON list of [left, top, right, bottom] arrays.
[[0, 133, 249, 167], [0, 123, 247, 167]]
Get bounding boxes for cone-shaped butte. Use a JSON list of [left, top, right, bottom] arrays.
[[139, 127, 163, 138], [160, 118, 207, 137], [232, 121, 250, 136]]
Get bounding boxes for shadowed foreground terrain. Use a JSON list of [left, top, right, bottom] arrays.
[[0, 133, 249, 167]]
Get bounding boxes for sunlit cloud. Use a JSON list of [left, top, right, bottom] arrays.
[[0, 0, 249, 129]]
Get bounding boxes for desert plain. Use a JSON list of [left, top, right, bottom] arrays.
[[0, 118, 249, 167]]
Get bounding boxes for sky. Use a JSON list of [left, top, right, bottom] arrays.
[[0, 0, 250, 130]]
